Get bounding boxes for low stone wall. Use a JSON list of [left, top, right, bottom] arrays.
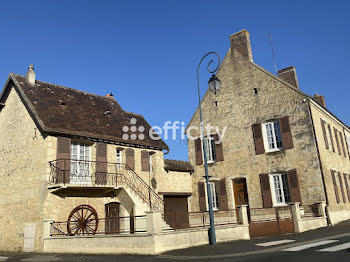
[[43, 224, 249, 255], [298, 217, 328, 233]]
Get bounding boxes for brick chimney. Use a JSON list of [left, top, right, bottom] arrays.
[[277, 66, 299, 89], [313, 94, 326, 108], [230, 29, 253, 62], [25, 64, 35, 86]]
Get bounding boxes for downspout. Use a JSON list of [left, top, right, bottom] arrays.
[[307, 99, 331, 224]]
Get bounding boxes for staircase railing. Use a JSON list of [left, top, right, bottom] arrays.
[[49, 159, 164, 212]]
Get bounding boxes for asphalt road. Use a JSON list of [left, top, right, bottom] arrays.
[[1, 221, 349, 262]]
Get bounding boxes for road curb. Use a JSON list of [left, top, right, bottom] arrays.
[[0, 256, 8, 261]]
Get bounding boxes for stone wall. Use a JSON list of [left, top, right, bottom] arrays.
[[309, 101, 350, 224], [0, 87, 50, 252], [187, 39, 325, 211]]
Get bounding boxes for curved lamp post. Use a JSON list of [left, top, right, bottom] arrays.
[[196, 52, 221, 245]]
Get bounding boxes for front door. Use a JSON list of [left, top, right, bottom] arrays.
[[233, 178, 249, 223], [232, 178, 249, 206], [105, 202, 120, 234]]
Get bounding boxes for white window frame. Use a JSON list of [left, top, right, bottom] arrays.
[[262, 121, 283, 152], [116, 149, 123, 169], [203, 136, 216, 163], [70, 143, 91, 184], [208, 182, 219, 211], [269, 174, 291, 207]]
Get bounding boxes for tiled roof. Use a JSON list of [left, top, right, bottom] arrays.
[[164, 159, 194, 172], [2, 74, 168, 150]]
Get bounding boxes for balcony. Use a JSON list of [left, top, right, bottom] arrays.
[[48, 159, 126, 197], [48, 159, 164, 212]]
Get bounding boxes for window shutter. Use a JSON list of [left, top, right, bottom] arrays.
[[141, 151, 150, 171], [96, 142, 107, 185], [252, 124, 265, 155], [125, 148, 135, 170], [338, 172, 346, 203], [343, 173, 350, 202], [280, 116, 294, 149], [214, 134, 224, 162], [218, 179, 228, 211], [333, 128, 342, 156], [328, 124, 335, 152], [320, 119, 329, 150], [259, 174, 272, 208], [339, 132, 347, 158], [198, 182, 206, 212], [195, 138, 203, 165], [56, 137, 71, 184], [331, 170, 340, 204], [287, 169, 302, 204]]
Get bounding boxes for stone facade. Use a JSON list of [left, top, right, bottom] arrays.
[[0, 76, 193, 252], [187, 30, 349, 225]]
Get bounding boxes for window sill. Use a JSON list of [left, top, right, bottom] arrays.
[[273, 203, 289, 207], [265, 148, 284, 153]]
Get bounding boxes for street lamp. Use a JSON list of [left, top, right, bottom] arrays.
[[196, 52, 221, 245]]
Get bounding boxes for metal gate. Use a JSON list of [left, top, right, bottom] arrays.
[[248, 206, 295, 237]]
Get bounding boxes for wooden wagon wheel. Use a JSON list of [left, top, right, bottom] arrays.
[[67, 205, 99, 236]]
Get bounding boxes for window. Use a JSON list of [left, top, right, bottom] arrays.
[[116, 149, 122, 169], [270, 174, 291, 205], [70, 143, 91, 184], [208, 182, 219, 210], [204, 136, 216, 163], [262, 121, 283, 152], [346, 135, 350, 155]]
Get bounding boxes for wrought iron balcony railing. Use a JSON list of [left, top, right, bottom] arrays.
[[49, 159, 164, 212]]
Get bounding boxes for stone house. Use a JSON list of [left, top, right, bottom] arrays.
[[0, 68, 193, 252], [187, 29, 350, 227]]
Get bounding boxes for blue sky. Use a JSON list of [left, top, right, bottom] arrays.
[[1, 0, 349, 160]]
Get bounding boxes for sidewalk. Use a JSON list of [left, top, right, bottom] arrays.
[[160, 220, 350, 258]]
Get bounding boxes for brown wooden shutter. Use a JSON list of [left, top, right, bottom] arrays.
[[331, 170, 340, 204], [320, 119, 329, 150], [328, 124, 335, 152], [338, 172, 346, 203], [252, 124, 265, 155], [280, 116, 294, 149], [125, 148, 135, 170], [198, 182, 206, 211], [218, 179, 228, 211], [214, 134, 224, 162], [343, 173, 350, 202], [334, 128, 342, 156], [141, 150, 150, 171], [195, 138, 203, 165], [339, 132, 347, 158], [287, 169, 302, 204], [96, 142, 107, 185], [259, 173, 272, 208], [56, 137, 71, 184]]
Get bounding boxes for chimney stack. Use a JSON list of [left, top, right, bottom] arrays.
[[105, 92, 115, 100], [230, 29, 253, 62], [277, 66, 299, 89], [313, 94, 326, 108], [25, 64, 35, 85]]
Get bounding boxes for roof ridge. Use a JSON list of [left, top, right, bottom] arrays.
[[164, 159, 190, 163], [11, 73, 122, 105]]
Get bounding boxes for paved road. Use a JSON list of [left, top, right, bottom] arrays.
[[1, 221, 349, 261]]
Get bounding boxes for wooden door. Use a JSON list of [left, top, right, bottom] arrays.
[[163, 196, 189, 229], [105, 202, 120, 234], [232, 178, 249, 206]]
